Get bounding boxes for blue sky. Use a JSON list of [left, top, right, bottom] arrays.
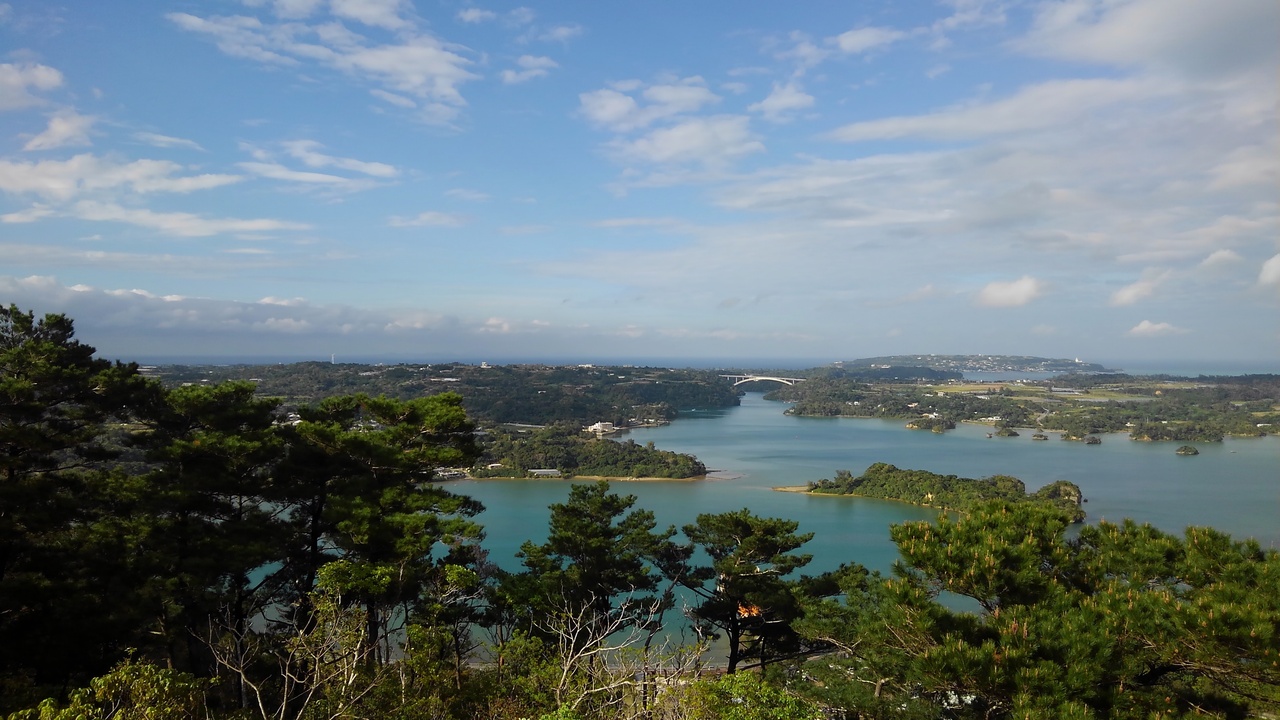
[[1, 0, 1276, 365]]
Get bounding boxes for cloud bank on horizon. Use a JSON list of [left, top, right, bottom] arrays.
[[0, 0, 1276, 364]]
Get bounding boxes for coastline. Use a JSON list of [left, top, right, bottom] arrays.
[[772, 485, 953, 513], [467, 473, 706, 483]]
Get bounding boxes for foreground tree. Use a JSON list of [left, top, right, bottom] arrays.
[[681, 509, 815, 673], [133, 381, 288, 674], [278, 393, 483, 664], [797, 502, 1280, 719], [506, 481, 681, 641], [0, 307, 150, 699]]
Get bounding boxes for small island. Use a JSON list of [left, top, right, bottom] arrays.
[[469, 424, 707, 480], [785, 462, 1085, 522], [1176, 445, 1200, 456]]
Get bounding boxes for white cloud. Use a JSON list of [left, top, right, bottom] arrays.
[[579, 78, 720, 132], [329, 0, 410, 30], [445, 188, 489, 202], [134, 132, 205, 151], [168, 11, 479, 125], [1199, 249, 1241, 268], [259, 296, 307, 306], [834, 26, 906, 54], [237, 161, 356, 185], [1259, 253, 1280, 287], [369, 88, 416, 108], [537, 24, 583, 43], [0, 62, 63, 111], [1207, 142, 1278, 190], [256, 317, 311, 332], [23, 110, 95, 151], [388, 211, 467, 227], [457, 8, 496, 23], [775, 32, 830, 71], [975, 276, 1043, 307], [279, 140, 397, 177], [479, 317, 511, 333], [1019, 0, 1278, 80], [609, 115, 764, 167], [748, 81, 814, 123], [1110, 269, 1170, 306], [1128, 320, 1188, 336], [1, 205, 54, 223], [0, 154, 242, 201], [830, 78, 1154, 142], [72, 200, 309, 237], [500, 55, 558, 84]]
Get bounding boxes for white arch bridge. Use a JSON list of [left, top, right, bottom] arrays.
[[719, 374, 807, 387]]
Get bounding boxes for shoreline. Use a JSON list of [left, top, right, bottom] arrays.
[[466, 473, 707, 483], [772, 485, 953, 513]]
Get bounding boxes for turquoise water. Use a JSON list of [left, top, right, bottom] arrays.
[[455, 393, 1279, 575]]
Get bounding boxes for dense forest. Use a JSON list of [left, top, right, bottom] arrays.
[[151, 362, 741, 427], [472, 424, 707, 478], [806, 463, 1086, 522], [3, 307, 1278, 719]]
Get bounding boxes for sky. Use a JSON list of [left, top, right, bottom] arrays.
[[1, 0, 1277, 366]]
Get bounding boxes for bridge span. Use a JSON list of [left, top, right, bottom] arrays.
[[719, 374, 807, 387]]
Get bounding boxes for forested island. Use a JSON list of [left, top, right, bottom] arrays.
[[4, 307, 1278, 720], [798, 463, 1086, 522], [472, 424, 707, 479], [770, 370, 1280, 443]]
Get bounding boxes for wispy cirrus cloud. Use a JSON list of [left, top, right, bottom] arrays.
[[0, 154, 241, 201], [167, 8, 478, 125], [1110, 269, 1172, 306], [388, 210, 468, 227], [133, 132, 205, 151], [279, 140, 397, 177], [23, 109, 95, 150], [72, 200, 310, 237]]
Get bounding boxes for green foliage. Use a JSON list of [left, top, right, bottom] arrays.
[[797, 503, 1280, 719], [6, 657, 210, 720], [155, 362, 741, 426], [808, 463, 1085, 521], [673, 672, 822, 720], [474, 424, 706, 478], [682, 510, 817, 673], [506, 481, 680, 640], [0, 307, 155, 694]]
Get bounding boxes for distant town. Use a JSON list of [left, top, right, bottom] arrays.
[[839, 354, 1114, 374]]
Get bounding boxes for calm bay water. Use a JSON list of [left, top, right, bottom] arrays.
[[455, 393, 1279, 575]]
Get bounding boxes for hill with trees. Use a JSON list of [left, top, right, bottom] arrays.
[[805, 463, 1086, 522], [149, 361, 741, 427]]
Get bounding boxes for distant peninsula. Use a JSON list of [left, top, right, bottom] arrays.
[[839, 355, 1115, 374], [784, 462, 1086, 522]]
